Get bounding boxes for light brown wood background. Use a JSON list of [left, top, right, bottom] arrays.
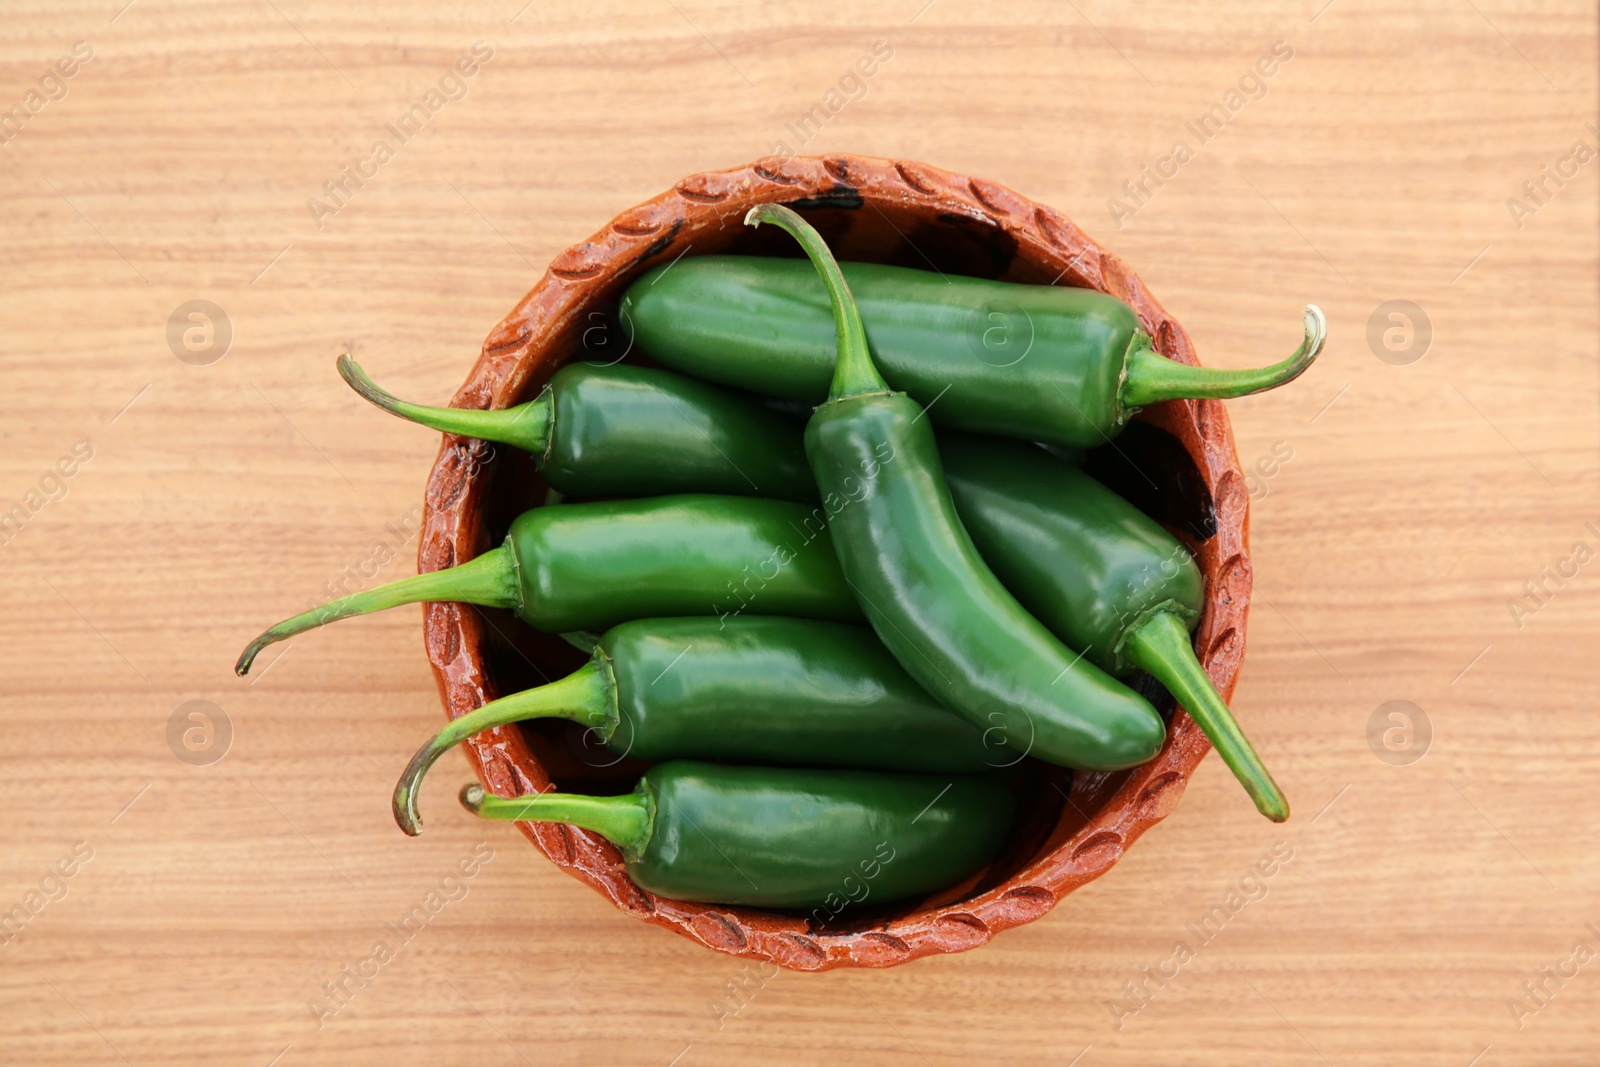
[[2, 1, 1596, 1063]]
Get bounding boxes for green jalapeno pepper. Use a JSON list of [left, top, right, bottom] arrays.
[[939, 433, 1288, 821], [393, 615, 1009, 834], [748, 203, 1166, 772], [338, 356, 815, 502], [459, 760, 1014, 908], [620, 255, 1324, 449], [234, 495, 862, 675]]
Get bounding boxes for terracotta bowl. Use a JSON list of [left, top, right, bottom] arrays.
[[418, 154, 1252, 971]]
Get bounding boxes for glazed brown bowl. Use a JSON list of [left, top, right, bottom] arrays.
[[418, 154, 1252, 971]]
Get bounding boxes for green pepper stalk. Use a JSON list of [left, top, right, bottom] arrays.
[[233, 495, 862, 675], [748, 202, 1167, 772], [459, 760, 1015, 908], [338, 356, 816, 502], [939, 433, 1289, 821], [398, 664, 609, 837], [1121, 306, 1325, 408], [463, 781, 651, 852], [621, 255, 1325, 449], [393, 616, 1009, 835]]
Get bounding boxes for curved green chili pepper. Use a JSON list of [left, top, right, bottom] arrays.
[[621, 254, 1324, 449], [460, 760, 1014, 908], [940, 433, 1288, 821], [393, 616, 1010, 834], [748, 203, 1166, 772], [234, 495, 862, 675], [338, 356, 815, 502]]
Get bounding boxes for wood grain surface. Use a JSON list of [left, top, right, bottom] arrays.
[[1, 2, 1596, 1064]]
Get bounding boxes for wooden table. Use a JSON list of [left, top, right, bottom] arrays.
[[2, 2, 1595, 1063]]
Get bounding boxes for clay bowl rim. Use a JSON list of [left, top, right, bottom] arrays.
[[415, 153, 1252, 972]]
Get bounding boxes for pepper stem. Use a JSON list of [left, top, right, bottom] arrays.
[[337, 354, 553, 455], [1121, 305, 1327, 408], [459, 782, 651, 854], [1121, 610, 1290, 822], [394, 659, 616, 836], [234, 543, 521, 676], [743, 204, 886, 402], [559, 630, 601, 654]]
